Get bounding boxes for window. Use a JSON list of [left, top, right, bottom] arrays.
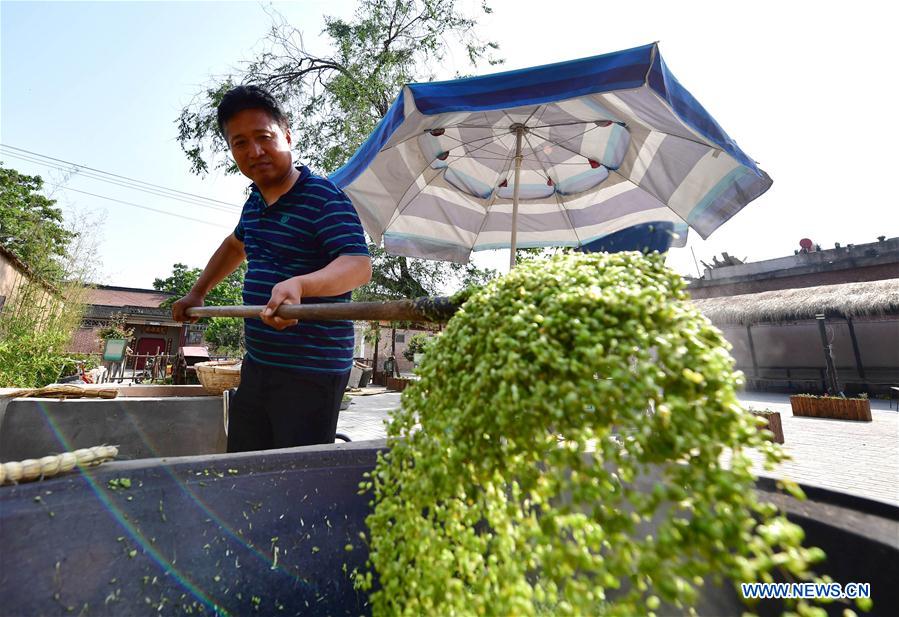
[[394, 332, 406, 343]]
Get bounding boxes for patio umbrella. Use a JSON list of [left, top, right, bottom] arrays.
[[578, 221, 679, 255], [331, 43, 771, 268]]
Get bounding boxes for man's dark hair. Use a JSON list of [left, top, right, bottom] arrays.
[[216, 85, 289, 138]]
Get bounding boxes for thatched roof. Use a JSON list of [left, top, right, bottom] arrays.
[[691, 278, 899, 325]]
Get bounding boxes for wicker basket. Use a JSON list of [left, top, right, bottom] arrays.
[[194, 360, 242, 395]]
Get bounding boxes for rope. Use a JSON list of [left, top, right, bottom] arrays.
[[1, 385, 118, 400], [0, 445, 119, 485]]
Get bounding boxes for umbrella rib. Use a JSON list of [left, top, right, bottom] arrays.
[[476, 109, 494, 130], [522, 105, 544, 126], [384, 163, 450, 233], [451, 134, 516, 204], [445, 154, 554, 163], [527, 124, 606, 159], [444, 153, 509, 163], [522, 132, 582, 248], [646, 128, 732, 161], [535, 122, 738, 177], [470, 139, 517, 251], [500, 105, 543, 129], [607, 92, 729, 155], [448, 113, 549, 164], [517, 135, 551, 183], [379, 129, 516, 236], [384, 133, 515, 236], [372, 106, 518, 153], [527, 130, 688, 236], [374, 120, 505, 153], [528, 119, 621, 129], [529, 104, 552, 129], [530, 133, 688, 226], [373, 105, 612, 157], [439, 131, 512, 157], [443, 134, 515, 160], [447, 114, 619, 131]]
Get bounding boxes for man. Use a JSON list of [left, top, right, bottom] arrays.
[[172, 85, 372, 451]]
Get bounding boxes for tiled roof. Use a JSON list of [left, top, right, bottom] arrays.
[[88, 285, 173, 308], [69, 327, 102, 354]]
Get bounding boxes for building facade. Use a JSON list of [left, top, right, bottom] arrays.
[[70, 286, 193, 356], [689, 236, 899, 298], [0, 243, 57, 318], [689, 237, 899, 395]]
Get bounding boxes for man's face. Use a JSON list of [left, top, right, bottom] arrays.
[[225, 108, 293, 187]]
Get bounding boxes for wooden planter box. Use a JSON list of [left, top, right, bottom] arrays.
[[751, 411, 784, 444], [790, 396, 872, 421], [386, 376, 413, 392]]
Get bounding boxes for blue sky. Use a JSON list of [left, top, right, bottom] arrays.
[[2, 0, 897, 287], [2, 0, 354, 285]]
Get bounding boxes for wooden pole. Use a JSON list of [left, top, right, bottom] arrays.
[[391, 325, 397, 361], [746, 324, 760, 381], [186, 297, 460, 323], [816, 314, 840, 395], [372, 324, 381, 382], [847, 316, 867, 389]]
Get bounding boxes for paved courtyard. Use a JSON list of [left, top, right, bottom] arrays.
[[339, 387, 899, 506], [336, 386, 402, 442], [737, 392, 898, 506]]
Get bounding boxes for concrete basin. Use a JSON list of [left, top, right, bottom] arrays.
[[0, 386, 225, 462], [0, 441, 896, 616]]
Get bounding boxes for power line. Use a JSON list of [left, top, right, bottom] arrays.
[[2, 150, 242, 215], [0, 143, 242, 209], [1, 143, 241, 208], [51, 184, 232, 229]]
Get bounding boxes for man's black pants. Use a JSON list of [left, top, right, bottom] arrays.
[[226, 357, 351, 452]]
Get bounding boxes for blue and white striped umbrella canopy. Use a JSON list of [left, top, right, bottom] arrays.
[[331, 43, 772, 265]]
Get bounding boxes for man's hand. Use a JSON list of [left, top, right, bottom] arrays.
[[170, 234, 246, 324], [171, 291, 205, 323], [261, 277, 302, 330]]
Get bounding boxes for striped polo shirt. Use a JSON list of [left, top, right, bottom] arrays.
[[233, 165, 369, 374]]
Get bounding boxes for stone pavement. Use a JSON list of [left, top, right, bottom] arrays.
[[337, 387, 899, 506], [737, 392, 898, 506], [336, 387, 402, 442]]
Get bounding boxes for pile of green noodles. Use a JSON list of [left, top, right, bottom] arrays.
[[358, 252, 831, 617]]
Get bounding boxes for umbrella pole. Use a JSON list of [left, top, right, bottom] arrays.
[[510, 127, 524, 269]]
